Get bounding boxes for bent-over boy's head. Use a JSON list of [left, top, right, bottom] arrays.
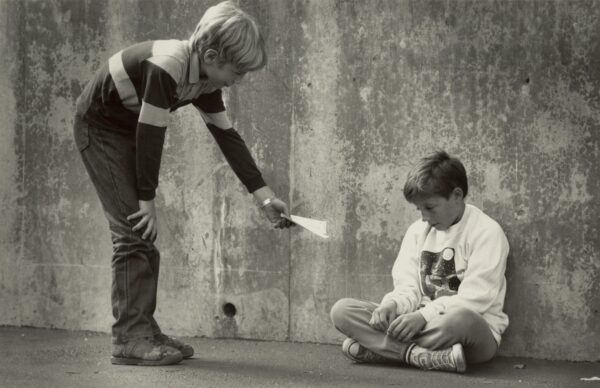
[[190, 1, 267, 88], [403, 150, 468, 230]]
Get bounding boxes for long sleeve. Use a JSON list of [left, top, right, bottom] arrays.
[[381, 222, 424, 315], [135, 61, 179, 200], [418, 222, 509, 322], [206, 123, 266, 193]]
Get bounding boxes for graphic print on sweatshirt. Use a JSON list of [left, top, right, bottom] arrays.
[[420, 248, 462, 299]]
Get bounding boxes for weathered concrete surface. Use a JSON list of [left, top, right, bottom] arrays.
[[0, 0, 598, 361], [2, 327, 599, 388], [0, 0, 23, 327]]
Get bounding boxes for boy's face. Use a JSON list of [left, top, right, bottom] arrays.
[[201, 50, 246, 88], [411, 188, 465, 231]]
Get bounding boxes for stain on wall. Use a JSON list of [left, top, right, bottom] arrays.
[[0, 0, 598, 361]]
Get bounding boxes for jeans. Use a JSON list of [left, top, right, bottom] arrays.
[[73, 115, 162, 344], [331, 298, 499, 364]]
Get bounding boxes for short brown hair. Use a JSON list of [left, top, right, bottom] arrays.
[[403, 150, 468, 202]]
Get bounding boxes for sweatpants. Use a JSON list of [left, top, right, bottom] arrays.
[[330, 298, 499, 364]]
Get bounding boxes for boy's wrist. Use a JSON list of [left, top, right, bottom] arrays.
[[252, 186, 275, 205]]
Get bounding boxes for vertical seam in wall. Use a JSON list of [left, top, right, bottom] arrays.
[[286, 3, 297, 342], [16, 0, 27, 327], [287, 66, 295, 343]]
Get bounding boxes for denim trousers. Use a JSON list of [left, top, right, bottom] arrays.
[[330, 298, 499, 364], [73, 115, 162, 344]]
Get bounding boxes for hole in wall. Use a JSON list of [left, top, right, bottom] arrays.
[[223, 302, 237, 318]]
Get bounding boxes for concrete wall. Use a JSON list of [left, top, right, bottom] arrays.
[[0, 0, 598, 361]]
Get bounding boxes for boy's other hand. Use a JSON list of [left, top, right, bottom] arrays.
[[369, 301, 397, 332], [387, 311, 426, 342], [127, 200, 158, 241]]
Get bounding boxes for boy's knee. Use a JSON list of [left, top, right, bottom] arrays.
[[330, 298, 356, 327], [109, 224, 156, 253], [441, 307, 482, 335]]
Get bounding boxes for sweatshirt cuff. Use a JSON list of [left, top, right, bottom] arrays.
[[381, 294, 411, 315], [418, 303, 443, 322], [137, 189, 156, 201]]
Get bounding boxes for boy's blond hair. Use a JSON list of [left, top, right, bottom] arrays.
[[190, 1, 267, 72]]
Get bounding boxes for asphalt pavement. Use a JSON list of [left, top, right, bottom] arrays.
[[0, 327, 598, 388]]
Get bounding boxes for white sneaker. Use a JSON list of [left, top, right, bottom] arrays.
[[407, 343, 467, 373], [341, 338, 389, 363]]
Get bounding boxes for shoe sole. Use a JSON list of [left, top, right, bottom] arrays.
[[452, 343, 467, 373], [111, 353, 183, 366], [342, 338, 361, 363]]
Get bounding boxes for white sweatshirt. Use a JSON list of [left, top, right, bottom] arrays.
[[381, 204, 509, 344]]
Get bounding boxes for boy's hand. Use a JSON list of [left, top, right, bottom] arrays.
[[263, 198, 293, 229], [127, 200, 158, 241], [387, 311, 426, 342], [369, 301, 397, 332], [253, 186, 293, 229]]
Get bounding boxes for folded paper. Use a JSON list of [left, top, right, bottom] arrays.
[[283, 214, 329, 239]]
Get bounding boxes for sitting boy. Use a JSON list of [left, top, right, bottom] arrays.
[[330, 150, 509, 373], [73, 1, 291, 366]]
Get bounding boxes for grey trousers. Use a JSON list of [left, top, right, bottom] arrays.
[[74, 115, 162, 344], [330, 298, 499, 364]]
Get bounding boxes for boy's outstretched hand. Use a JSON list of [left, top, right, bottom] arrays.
[[253, 186, 293, 229], [262, 197, 293, 228], [369, 301, 398, 332], [128, 199, 158, 241], [387, 311, 426, 342]]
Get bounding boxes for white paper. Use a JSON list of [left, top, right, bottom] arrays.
[[283, 214, 329, 239], [580, 377, 600, 381]]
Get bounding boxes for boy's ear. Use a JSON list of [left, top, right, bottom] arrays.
[[203, 49, 219, 65], [452, 187, 464, 199]]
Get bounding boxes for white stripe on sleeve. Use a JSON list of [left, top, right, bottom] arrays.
[[108, 51, 139, 111], [139, 100, 169, 128]]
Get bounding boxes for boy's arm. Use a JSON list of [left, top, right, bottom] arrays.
[[418, 224, 509, 322], [135, 60, 180, 200], [196, 107, 291, 228], [198, 109, 267, 193], [380, 223, 423, 315]]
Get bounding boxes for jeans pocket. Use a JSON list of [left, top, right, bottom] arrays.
[[73, 115, 90, 152]]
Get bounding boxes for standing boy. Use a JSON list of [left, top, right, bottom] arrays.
[[73, 1, 291, 366], [331, 150, 509, 373]]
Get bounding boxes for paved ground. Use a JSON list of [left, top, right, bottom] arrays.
[[0, 327, 598, 388]]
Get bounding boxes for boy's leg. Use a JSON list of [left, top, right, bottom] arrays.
[[414, 307, 498, 364], [330, 298, 409, 362], [74, 116, 162, 346]]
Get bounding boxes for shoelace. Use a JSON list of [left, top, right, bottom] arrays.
[[415, 349, 454, 370]]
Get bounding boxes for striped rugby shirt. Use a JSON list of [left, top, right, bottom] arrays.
[[76, 39, 266, 200]]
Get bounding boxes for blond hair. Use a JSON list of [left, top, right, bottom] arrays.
[[190, 1, 267, 72]]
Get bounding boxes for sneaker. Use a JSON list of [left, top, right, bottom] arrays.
[[342, 338, 389, 363], [407, 343, 466, 373], [111, 337, 183, 366], [154, 333, 194, 358]]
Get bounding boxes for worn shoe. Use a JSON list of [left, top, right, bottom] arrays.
[[111, 337, 183, 366], [342, 338, 389, 363], [154, 333, 194, 358], [406, 343, 466, 373]]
